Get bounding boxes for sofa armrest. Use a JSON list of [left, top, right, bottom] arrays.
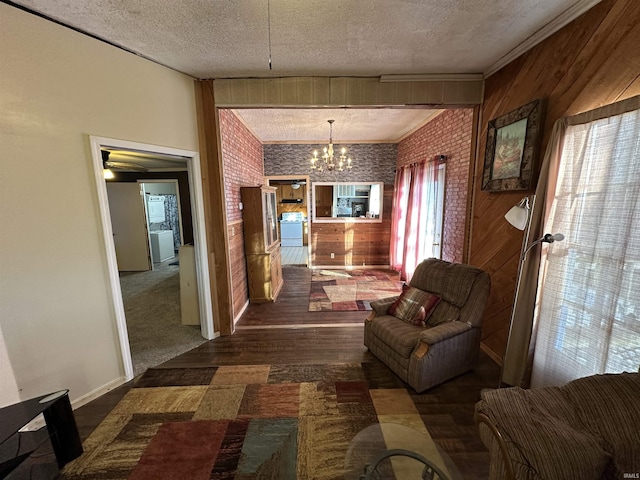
[[419, 320, 472, 345], [368, 297, 398, 318]]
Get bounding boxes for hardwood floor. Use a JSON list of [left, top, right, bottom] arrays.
[[47, 266, 500, 479], [236, 266, 367, 327]]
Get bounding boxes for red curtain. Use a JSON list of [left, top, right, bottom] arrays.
[[390, 166, 410, 273], [390, 162, 428, 281]]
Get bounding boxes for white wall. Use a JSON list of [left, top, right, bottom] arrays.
[[0, 4, 199, 403], [144, 182, 178, 195], [0, 327, 20, 407]]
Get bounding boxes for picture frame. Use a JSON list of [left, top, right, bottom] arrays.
[[481, 98, 545, 192]]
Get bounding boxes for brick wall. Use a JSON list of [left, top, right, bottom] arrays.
[[220, 109, 265, 222], [264, 143, 397, 185], [219, 109, 264, 319], [397, 109, 474, 263]]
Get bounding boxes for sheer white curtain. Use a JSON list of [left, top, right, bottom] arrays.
[[530, 99, 640, 388], [422, 160, 441, 260]]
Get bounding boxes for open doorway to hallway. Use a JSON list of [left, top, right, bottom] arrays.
[[104, 159, 206, 376], [90, 136, 215, 381]]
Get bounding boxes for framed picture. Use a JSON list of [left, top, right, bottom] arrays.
[[482, 98, 545, 192]]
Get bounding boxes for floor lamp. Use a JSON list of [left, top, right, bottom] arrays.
[[501, 196, 564, 387]]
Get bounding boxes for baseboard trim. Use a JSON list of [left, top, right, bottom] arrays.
[[480, 343, 502, 366], [233, 300, 250, 326], [21, 376, 128, 431]]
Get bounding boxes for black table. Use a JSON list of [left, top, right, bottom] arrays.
[[0, 390, 83, 478]]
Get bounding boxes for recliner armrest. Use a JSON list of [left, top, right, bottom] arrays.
[[369, 297, 399, 317], [419, 321, 472, 345]]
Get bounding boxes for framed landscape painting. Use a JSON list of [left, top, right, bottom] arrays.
[[482, 98, 545, 192]]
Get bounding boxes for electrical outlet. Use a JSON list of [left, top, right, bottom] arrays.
[[330, 253, 335, 259]]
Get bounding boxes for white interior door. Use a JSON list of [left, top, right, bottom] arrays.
[[106, 182, 151, 271]]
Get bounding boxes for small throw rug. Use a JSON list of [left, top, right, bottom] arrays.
[[60, 362, 453, 480], [309, 269, 403, 312]]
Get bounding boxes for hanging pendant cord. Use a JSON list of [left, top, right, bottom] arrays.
[[267, 0, 272, 70]]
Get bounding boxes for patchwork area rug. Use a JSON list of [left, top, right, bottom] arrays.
[[309, 269, 403, 312], [61, 363, 454, 480]]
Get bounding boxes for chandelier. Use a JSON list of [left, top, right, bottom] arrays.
[[310, 120, 353, 173]]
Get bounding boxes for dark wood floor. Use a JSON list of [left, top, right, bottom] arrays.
[[26, 266, 500, 480], [236, 265, 367, 326]]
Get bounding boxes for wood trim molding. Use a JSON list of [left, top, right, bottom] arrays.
[[484, 0, 604, 77], [195, 80, 234, 335], [213, 77, 483, 107]]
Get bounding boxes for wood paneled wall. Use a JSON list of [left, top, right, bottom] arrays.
[[470, 0, 640, 363], [228, 220, 249, 318], [311, 186, 393, 266]]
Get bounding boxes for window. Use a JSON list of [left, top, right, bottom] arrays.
[[531, 105, 640, 387]]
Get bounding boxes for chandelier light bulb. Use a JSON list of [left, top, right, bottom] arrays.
[[309, 119, 354, 176]]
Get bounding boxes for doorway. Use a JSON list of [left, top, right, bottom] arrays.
[[140, 179, 184, 267], [90, 136, 215, 381], [266, 175, 312, 267]]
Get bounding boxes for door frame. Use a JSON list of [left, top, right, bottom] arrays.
[[266, 175, 312, 267], [89, 135, 215, 381]]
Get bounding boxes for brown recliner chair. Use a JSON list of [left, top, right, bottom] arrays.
[[364, 258, 491, 392]]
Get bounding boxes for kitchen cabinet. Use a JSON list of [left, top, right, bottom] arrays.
[[241, 186, 283, 302], [279, 184, 305, 203]]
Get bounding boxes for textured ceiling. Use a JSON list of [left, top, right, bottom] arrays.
[[233, 108, 445, 143], [11, 0, 602, 150], [12, 0, 601, 79]]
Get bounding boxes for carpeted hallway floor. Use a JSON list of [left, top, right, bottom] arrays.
[[119, 261, 206, 376]]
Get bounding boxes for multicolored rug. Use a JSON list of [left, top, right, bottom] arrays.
[[309, 269, 403, 312], [60, 363, 454, 479]]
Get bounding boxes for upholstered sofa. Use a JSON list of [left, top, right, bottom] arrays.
[[364, 258, 491, 393], [475, 372, 640, 480]]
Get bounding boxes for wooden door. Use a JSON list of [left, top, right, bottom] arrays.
[[106, 182, 151, 271]]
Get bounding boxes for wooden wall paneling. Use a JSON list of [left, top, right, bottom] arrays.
[[310, 186, 393, 267], [214, 77, 483, 107], [194, 80, 233, 335], [470, 0, 640, 363], [562, 10, 640, 116], [626, 76, 640, 98], [228, 220, 248, 319], [463, 106, 481, 263]]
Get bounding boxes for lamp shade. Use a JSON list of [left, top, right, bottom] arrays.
[[505, 204, 529, 231]]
